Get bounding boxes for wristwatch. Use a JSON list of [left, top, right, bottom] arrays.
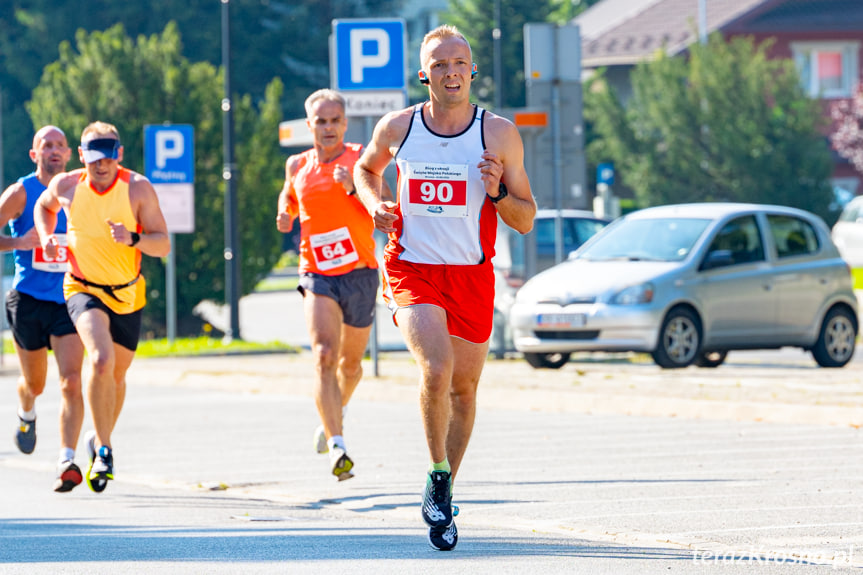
[[488, 182, 508, 204], [129, 232, 141, 247]]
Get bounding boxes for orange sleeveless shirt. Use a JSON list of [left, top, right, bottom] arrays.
[[288, 143, 377, 275], [64, 168, 146, 314]]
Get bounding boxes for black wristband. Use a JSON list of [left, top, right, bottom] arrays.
[[129, 232, 141, 247], [488, 182, 508, 204]]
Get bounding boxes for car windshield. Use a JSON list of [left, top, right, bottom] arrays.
[[579, 217, 712, 262]]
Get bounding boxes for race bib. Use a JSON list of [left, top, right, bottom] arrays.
[[32, 233, 70, 272], [405, 162, 469, 218], [310, 227, 358, 271]]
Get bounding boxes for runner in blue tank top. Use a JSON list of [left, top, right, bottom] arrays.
[[0, 125, 86, 492]]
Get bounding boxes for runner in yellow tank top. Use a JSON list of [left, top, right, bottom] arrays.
[[64, 167, 146, 314], [35, 121, 170, 494]]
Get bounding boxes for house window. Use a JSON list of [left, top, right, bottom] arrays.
[[791, 42, 860, 98]]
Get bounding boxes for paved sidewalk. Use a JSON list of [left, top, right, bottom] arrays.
[[125, 350, 863, 427]]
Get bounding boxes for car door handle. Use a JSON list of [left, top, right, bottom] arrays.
[[763, 284, 772, 291]]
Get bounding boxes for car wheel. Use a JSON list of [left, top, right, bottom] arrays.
[[695, 350, 727, 368], [651, 307, 701, 369], [811, 307, 857, 368], [523, 352, 571, 369]]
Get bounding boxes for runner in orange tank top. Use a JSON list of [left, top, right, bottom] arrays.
[[35, 121, 170, 494], [276, 89, 392, 481]]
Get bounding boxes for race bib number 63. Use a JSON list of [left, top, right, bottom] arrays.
[[32, 233, 69, 272]]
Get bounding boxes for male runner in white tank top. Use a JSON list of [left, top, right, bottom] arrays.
[[354, 24, 536, 551]]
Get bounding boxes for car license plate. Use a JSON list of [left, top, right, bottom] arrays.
[[537, 313, 586, 328]]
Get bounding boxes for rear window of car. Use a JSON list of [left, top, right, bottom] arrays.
[[768, 214, 820, 258]]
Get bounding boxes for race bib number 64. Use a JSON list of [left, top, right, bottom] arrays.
[[406, 162, 469, 218], [32, 233, 69, 272], [310, 227, 358, 271]]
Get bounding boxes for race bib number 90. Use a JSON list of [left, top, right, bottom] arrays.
[[310, 227, 358, 271], [32, 233, 69, 273], [406, 162, 469, 218]]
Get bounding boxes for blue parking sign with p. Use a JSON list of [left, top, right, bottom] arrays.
[[144, 125, 194, 184], [333, 19, 406, 91]]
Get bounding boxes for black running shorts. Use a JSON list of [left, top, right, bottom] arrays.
[[5, 289, 77, 351], [66, 292, 143, 351]]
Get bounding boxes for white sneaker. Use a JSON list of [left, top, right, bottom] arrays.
[[313, 425, 328, 454]]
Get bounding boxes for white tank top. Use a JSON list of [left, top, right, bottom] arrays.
[[390, 104, 494, 265]]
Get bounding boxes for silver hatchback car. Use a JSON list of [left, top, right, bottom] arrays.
[[510, 203, 858, 369]]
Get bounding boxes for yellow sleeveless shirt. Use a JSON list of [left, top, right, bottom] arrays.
[[64, 168, 146, 314]]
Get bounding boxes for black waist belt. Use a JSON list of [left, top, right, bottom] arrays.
[[71, 274, 140, 303]]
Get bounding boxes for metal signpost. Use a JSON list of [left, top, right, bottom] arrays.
[[524, 23, 584, 267], [330, 18, 407, 374], [144, 124, 195, 344]]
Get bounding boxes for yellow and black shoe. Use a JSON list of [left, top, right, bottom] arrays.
[[330, 447, 354, 481], [84, 431, 112, 493]]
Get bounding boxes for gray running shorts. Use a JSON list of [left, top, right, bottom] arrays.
[[297, 267, 379, 328]]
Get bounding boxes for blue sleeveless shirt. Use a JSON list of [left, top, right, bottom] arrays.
[[8, 173, 67, 303]]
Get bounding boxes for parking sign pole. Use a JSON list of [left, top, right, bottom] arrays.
[[166, 234, 176, 343]]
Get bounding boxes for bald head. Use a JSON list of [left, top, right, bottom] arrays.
[[30, 125, 71, 180], [32, 125, 67, 150]]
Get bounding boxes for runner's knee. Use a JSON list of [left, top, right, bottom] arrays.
[[58, 372, 83, 398], [312, 341, 339, 370]]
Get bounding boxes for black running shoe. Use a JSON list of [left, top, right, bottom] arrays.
[[14, 417, 36, 454], [421, 470, 453, 527], [54, 460, 83, 493], [428, 521, 458, 551]]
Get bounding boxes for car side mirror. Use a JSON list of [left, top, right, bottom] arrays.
[[701, 249, 734, 270]]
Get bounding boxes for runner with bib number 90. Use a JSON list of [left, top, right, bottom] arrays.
[[276, 89, 392, 482], [353, 25, 536, 551]]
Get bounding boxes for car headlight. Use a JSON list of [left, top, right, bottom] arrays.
[[612, 282, 654, 305]]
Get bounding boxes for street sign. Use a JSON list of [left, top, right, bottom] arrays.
[[144, 125, 195, 233], [597, 162, 615, 186], [340, 90, 406, 117], [279, 119, 314, 148], [331, 19, 407, 91], [525, 24, 581, 83]]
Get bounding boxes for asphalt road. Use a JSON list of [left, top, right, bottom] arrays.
[[1, 347, 862, 573], [2, 288, 862, 572]]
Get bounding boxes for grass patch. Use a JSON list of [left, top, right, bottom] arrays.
[[1, 335, 295, 359], [135, 337, 296, 358], [254, 274, 299, 293]]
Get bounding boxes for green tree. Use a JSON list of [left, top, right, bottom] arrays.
[[1, 0, 402, 194], [585, 34, 834, 219], [443, 0, 599, 109], [27, 23, 285, 336]]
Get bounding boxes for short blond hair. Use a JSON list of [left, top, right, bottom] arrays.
[[81, 121, 120, 142], [420, 25, 472, 64], [304, 89, 346, 118]]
